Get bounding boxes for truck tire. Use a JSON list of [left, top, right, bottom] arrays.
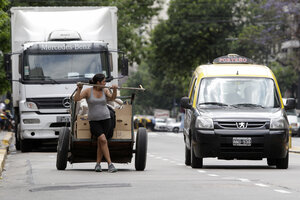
[[56, 127, 70, 170], [15, 124, 20, 150], [191, 144, 203, 168], [185, 145, 191, 166], [20, 139, 32, 152], [135, 128, 148, 171], [276, 151, 289, 169]]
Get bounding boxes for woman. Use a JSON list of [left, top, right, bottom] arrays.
[[74, 73, 118, 173]]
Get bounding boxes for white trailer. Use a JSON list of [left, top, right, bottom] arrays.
[[5, 7, 127, 151]]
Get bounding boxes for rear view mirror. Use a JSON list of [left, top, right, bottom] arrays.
[[121, 57, 128, 76], [284, 98, 296, 110], [4, 54, 12, 79], [181, 97, 192, 109]]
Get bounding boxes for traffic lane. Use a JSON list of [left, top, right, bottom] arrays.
[[1, 148, 296, 200], [148, 131, 300, 196], [0, 132, 299, 200]]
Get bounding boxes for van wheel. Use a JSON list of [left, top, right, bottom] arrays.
[[276, 151, 289, 169], [191, 144, 203, 168], [56, 127, 70, 170], [185, 145, 191, 166], [15, 124, 20, 150], [135, 128, 148, 171]]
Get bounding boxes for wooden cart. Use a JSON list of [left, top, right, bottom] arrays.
[[56, 90, 148, 171]]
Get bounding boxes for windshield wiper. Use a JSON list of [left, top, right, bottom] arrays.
[[231, 103, 264, 108], [28, 76, 59, 84], [198, 102, 229, 107]]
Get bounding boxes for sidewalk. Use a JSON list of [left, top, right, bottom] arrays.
[[0, 131, 14, 177]]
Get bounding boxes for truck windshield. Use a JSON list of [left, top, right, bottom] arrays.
[[23, 53, 109, 82], [197, 77, 281, 108]]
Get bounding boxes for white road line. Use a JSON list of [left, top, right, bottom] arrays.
[[197, 170, 206, 173], [162, 158, 169, 161], [255, 183, 269, 187], [238, 178, 251, 182], [176, 163, 185, 166], [207, 174, 219, 177], [274, 189, 291, 194]]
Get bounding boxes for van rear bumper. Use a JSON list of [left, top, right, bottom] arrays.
[[192, 129, 289, 160]]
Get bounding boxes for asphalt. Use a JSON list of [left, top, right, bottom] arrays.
[[0, 131, 300, 177]]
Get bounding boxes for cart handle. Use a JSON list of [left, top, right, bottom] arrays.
[[77, 82, 145, 91]]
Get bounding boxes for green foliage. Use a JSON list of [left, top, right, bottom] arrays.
[[269, 61, 298, 96]]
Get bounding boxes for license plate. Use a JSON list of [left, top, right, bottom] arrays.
[[57, 116, 70, 122], [232, 137, 251, 146]]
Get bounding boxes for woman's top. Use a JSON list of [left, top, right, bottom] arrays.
[[87, 88, 110, 121]]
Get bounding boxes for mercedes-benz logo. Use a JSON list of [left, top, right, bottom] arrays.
[[236, 122, 248, 129], [62, 97, 71, 108]]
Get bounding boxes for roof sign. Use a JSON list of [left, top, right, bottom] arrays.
[[213, 54, 254, 64]]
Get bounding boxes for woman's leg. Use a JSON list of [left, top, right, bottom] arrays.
[[96, 136, 104, 163], [98, 134, 112, 164]]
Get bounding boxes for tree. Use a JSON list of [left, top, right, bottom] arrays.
[[0, 0, 10, 94], [124, 0, 241, 112]]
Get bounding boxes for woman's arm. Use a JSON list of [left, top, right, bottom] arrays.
[[105, 85, 118, 101], [74, 83, 88, 102]]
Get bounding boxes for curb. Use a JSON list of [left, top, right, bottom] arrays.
[[0, 132, 14, 177]]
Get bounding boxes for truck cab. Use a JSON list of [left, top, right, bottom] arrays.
[[5, 7, 127, 152], [181, 54, 295, 169]]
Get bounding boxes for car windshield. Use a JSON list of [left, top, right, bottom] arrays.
[[286, 109, 297, 115], [197, 77, 281, 108], [23, 53, 109, 83]]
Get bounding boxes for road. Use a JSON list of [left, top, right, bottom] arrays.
[[0, 132, 300, 200]]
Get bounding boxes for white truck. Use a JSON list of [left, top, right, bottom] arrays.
[[4, 7, 127, 152]]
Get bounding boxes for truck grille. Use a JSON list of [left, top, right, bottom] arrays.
[[26, 97, 68, 109]]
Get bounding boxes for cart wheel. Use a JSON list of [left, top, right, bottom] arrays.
[[135, 127, 148, 171], [56, 127, 70, 170]]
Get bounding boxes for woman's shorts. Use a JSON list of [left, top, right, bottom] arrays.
[[89, 119, 111, 138]]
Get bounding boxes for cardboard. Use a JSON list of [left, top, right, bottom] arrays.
[[77, 115, 90, 130], [115, 105, 132, 131], [112, 130, 132, 139], [76, 129, 92, 139]]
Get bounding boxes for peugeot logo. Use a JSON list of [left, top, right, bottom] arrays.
[[236, 122, 248, 129], [62, 97, 71, 108]]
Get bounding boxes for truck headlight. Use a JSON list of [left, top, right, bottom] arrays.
[[270, 118, 286, 129], [195, 116, 213, 129], [25, 102, 38, 110]]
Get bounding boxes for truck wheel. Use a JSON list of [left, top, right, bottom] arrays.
[[15, 124, 20, 150], [276, 151, 289, 169], [56, 127, 70, 170], [20, 139, 32, 152], [267, 158, 276, 166], [191, 144, 203, 168], [135, 128, 148, 171], [173, 127, 179, 133], [185, 145, 191, 166]]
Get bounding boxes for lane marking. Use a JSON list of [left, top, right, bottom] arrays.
[[255, 183, 269, 187], [274, 189, 291, 194], [207, 174, 219, 177], [237, 178, 251, 182], [197, 170, 206, 173]]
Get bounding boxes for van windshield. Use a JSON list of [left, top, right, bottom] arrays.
[[197, 77, 281, 108]]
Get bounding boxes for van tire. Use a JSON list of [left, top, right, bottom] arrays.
[[173, 127, 179, 133], [56, 127, 70, 170], [185, 145, 191, 166], [191, 144, 203, 168], [135, 128, 148, 171], [276, 151, 289, 169]]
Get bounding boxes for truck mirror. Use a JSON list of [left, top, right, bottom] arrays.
[[4, 54, 12, 79], [180, 97, 192, 109], [121, 58, 128, 76], [285, 98, 296, 110]]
